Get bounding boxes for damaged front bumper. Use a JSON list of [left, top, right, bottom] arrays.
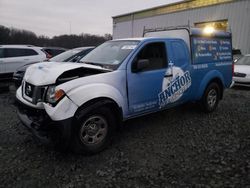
[[15, 98, 73, 146]]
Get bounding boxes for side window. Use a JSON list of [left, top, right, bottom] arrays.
[[171, 41, 188, 67], [5, 48, 38, 58], [133, 42, 167, 72], [5, 48, 23, 58], [24, 49, 38, 56], [0, 49, 4, 58]]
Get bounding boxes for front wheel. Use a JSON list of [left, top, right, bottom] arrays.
[[71, 106, 115, 154], [201, 82, 221, 113]]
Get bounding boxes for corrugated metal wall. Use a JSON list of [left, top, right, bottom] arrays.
[[113, 0, 250, 54]]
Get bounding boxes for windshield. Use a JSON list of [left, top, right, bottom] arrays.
[[235, 56, 250, 65], [50, 48, 82, 62], [80, 40, 139, 69]]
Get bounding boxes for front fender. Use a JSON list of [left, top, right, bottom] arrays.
[[66, 83, 127, 115], [44, 96, 78, 121], [196, 70, 225, 100]]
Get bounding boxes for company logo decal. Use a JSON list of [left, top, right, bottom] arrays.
[[159, 67, 191, 108]]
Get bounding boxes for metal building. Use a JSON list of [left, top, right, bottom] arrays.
[[112, 0, 250, 54]]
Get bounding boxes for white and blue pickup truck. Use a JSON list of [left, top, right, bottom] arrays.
[[16, 28, 233, 154]]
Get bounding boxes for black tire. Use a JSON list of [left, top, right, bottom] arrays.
[[70, 106, 115, 154], [201, 82, 221, 113]]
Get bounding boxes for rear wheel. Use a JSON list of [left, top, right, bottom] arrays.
[[71, 106, 115, 154], [201, 82, 221, 112]]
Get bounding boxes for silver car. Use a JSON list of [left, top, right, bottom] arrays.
[[233, 54, 250, 87], [0, 45, 47, 80]]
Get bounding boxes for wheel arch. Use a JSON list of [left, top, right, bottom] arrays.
[[206, 77, 224, 99], [197, 70, 225, 100], [74, 97, 123, 128]]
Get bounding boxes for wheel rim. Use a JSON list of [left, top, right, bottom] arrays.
[[79, 115, 108, 145], [207, 89, 217, 108]]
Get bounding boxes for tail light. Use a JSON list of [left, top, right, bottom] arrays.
[[232, 62, 234, 75]]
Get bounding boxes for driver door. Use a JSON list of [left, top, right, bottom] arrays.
[[127, 41, 169, 114]]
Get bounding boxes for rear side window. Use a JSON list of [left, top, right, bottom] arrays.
[[171, 41, 189, 67], [4, 48, 38, 58], [25, 49, 38, 56]]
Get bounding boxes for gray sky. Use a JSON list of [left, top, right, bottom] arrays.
[[0, 0, 181, 37]]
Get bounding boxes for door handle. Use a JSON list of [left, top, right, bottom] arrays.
[[24, 59, 30, 61], [164, 74, 173, 78]]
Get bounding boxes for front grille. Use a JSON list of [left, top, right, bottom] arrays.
[[23, 82, 47, 104], [234, 72, 246, 78]]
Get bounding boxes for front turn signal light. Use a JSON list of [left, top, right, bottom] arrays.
[[54, 89, 65, 101]]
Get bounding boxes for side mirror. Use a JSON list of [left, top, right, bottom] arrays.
[[133, 59, 149, 72]]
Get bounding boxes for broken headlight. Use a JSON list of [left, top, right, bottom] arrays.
[[46, 85, 65, 105]]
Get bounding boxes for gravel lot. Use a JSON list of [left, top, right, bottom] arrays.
[[0, 83, 250, 188]]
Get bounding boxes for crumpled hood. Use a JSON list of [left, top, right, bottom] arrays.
[[24, 61, 106, 86]]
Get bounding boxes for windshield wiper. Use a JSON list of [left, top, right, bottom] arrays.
[[80, 61, 115, 71], [80, 61, 104, 68]]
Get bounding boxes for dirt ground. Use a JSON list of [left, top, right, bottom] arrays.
[[0, 83, 250, 188]]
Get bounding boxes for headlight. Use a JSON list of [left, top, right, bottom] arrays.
[[46, 86, 65, 105]]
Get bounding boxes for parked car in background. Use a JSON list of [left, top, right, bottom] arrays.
[[0, 45, 47, 80], [233, 54, 250, 87], [42, 47, 67, 58], [49, 47, 94, 62], [13, 47, 94, 86]]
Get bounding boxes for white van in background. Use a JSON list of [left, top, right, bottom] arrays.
[[0, 45, 47, 79]]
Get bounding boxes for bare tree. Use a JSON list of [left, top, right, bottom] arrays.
[[0, 25, 112, 48]]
